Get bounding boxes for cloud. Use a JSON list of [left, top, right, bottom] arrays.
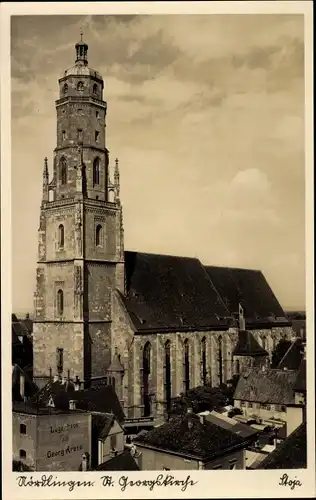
[[11, 14, 306, 312]]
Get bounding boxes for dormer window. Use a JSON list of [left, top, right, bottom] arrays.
[[77, 81, 84, 93]]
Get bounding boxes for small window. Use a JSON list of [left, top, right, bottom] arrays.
[[110, 434, 117, 450], [93, 84, 98, 95], [241, 401, 247, 407], [58, 224, 64, 249], [56, 347, 63, 374], [63, 83, 68, 95], [95, 131, 100, 143], [59, 157, 67, 185], [77, 81, 84, 92], [19, 449, 26, 459], [62, 130, 66, 141], [96, 110, 99, 118], [57, 289, 64, 316], [77, 129, 83, 141], [20, 424, 26, 435], [93, 157, 100, 186], [95, 224, 103, 247]]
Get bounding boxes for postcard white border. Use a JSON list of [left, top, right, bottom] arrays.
[[1, 2, 315, 499]]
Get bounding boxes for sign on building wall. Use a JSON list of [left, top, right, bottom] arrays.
[[36, 412, 91, 471]]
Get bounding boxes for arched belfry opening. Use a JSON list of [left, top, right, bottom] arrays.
[[142, 342, 151, 417]]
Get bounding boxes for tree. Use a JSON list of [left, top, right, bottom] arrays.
[[271, 339, 292, 368], [169, 385, 227, 416]]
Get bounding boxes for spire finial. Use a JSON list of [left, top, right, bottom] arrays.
[[80, 29, 83, 42]]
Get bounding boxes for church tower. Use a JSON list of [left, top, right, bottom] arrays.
[[33, 37, 125, 389]]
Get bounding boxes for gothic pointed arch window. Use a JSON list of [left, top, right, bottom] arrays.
[[93, 157, 100, 186], [183, 338, 190, 392], [59, 157, 67, 185], [164, 340, 171, 411], [201, 336, 207, 385], [235, 359, 240, 375], [57, 289, 64, 316], [218, 335, 223, 385], [58, 224, 64, 249], [143, 342, 151, 417], [95, 224, 103, 247]]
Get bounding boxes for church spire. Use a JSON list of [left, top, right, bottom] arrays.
[[75, 32, 88, 66], [114, 158, 120, 202], [42, 157, 49, 202]]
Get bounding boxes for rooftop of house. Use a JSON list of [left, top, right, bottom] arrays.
[[233, 368, 298, 405], [12, 364, 38, 401], [121, 251, 289, 333], [294, 359, 306, 393], [205, 411, 259, 439], [96, 449, 139, 471], [277, 337, 304, 371], [133, 411, 250, 462], [91, 412, 117, 440], [33, 380, 125, 423], [233, 329, 268, 357], [12, 401, 85, 416], [257, 422, 307, 469]]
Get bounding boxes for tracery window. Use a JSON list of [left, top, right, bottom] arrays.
[[164, 340, 171, 411], [183, 338, 190, 392], [143, 342, 151, 417]]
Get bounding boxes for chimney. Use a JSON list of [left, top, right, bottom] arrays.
[[199, 414, 206, 425], [20, 372, 25, 400], [74, 376, 80, 391], [238, 303, 246, 331], [69, 400, 76, 410], [81, 452, 89, 471]]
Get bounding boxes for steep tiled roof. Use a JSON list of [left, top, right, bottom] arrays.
[[134, 412, 248, 461], [35, 381, 125, 423], [12, 364, 38, 401], [91, 412, 115, 440], [233, 330, 268, 357], [233, 368, 297, 405], [204, 266, 288, 326], [96, 450, 139, 471], [107, 348, 124, 373], [294, 359, 306, 393], [205, 412, 258, 439], [122, 252, 229, 332], [258, 423, 307, 469], [278, 338, 304, 371]]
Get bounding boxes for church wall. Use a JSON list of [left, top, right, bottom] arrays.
[[44, 262, 75, 321], [88, 322, 111, 378], [44, 207, 75, 261], [84, 209, 117, 260], [33, 322, 84, 380], [86, 262, 115, 321]]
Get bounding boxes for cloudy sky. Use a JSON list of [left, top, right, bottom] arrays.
[[11, 13, 305, 314]]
